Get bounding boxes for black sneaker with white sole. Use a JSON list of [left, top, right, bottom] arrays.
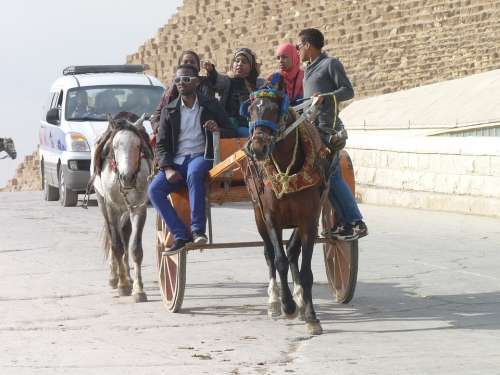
[[352, 220, 368, 239], [330, 223, 345, 236], [192, 232, 208, 245], [163, 238, 190, 255], [331, 223, 356, 241]]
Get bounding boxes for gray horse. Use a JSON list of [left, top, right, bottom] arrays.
[[91, 112, 153, 302], [0, 138, 17, 160]]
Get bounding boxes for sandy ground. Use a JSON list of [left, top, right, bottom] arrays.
[[1, 191, 499, 375]]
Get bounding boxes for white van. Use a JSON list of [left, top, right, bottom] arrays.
[[39, 65, 164, 206]]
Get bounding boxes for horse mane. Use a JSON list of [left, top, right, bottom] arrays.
[[92, 112, 153, 176]]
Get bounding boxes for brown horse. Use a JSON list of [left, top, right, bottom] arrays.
[[242, 88, 327, 335]]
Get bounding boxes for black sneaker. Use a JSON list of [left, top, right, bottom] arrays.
[[163, 239, 189, 255], [330, 223, 345, 236], [192, 232, 208, 245], [332, 223, 356, 241], [352, 220, 368, 239]]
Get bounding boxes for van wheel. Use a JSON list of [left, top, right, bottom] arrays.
[[43, 161, 59, 201], [59, 168, 78, 207]]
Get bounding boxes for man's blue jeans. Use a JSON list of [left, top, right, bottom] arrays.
[[148, 154, 213, 241], [329, 158, 363, 224]]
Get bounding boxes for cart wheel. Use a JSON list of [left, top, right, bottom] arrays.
[[321, 200, 358, 303], [156, 212, 187, 312], [155, 213, 167, 271]]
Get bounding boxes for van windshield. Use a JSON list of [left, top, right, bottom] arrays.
[[65, 85, 164, 121]]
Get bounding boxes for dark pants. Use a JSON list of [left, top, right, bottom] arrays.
[[148, 154, 213, 241], [328, 158, 363, 224]]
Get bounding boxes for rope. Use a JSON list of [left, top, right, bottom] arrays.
[[332, 94, 337, 130], [266, 127, 300, 199]]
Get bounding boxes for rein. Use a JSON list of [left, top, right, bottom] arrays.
[[244, 88, 326, 201], [266, 128, 299, 199]]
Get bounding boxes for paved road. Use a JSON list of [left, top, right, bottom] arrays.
[[1, 192, 499, 375]]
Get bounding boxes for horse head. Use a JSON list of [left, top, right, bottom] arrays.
[[1, 138, 17, 160], [244, 88, 290, 161], [107, 112, 147, 189]]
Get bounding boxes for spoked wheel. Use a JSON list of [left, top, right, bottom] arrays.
[[321, 150, 360, 304], [155, 191, 190, 312], [321, 200, 358, 303], [156, 213, 187, 312]]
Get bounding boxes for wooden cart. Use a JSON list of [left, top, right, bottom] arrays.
[[154, 137, 358, 312]]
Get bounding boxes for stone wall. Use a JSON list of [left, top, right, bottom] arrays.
[[347, 135, 500, 217], [0, 151, 41, 192], [128, 0, 500, 98]]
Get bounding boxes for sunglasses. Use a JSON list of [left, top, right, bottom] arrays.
[[295, 42, 305, 51], [174, 76, 197, 84]]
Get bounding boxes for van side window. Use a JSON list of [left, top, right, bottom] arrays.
[[48, 92, 58, 110], [50, 91, 63, 110], [56, 90, 64, 109]]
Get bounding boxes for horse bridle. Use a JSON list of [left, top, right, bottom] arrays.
[[82, 120, 153, 210], [106, 130, 153, 210]]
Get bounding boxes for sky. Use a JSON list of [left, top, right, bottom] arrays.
[[0, 0, 183, 187]]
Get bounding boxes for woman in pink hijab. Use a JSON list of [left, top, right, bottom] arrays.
[[273, 42, 304, 105]]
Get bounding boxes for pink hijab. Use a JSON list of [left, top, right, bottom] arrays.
[[276, 42, 304, 102]]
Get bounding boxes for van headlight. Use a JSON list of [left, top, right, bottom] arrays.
[[66, 133, 90, 152]]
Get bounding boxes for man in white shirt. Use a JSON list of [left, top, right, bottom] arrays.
[[149, 64, 230, 252]]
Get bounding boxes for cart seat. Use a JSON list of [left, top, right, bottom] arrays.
[[207, 137, 249, 204]]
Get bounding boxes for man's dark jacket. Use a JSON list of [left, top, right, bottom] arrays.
[[156, 94, 233, 169]]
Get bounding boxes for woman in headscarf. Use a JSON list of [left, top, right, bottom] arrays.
[[151, 50, 215, 132], [270, 42, 304, 105], [205, 48, 266, 138]]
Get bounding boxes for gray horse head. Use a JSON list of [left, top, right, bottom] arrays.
[[107, 113, 146, 189], [0, 138, 17, 160]]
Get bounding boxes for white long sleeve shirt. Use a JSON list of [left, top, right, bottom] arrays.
[[174, 97, 205, 164]]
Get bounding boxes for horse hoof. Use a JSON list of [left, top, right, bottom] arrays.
[[133, 292, 148, 303], [268, 301, 281, 318], [118, 286, 132, 296], [283, 303, 299, 320], [109, 278, 118, 289], [306, 321, 323, 335]]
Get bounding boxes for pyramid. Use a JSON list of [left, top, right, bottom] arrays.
[[128, 0, 500, 98]]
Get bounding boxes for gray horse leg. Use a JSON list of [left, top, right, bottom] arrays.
[[129, 207, 147, 302], [120, 217, 133, 286], [96, 192, 119, 289], [106, 205, 132, 296]]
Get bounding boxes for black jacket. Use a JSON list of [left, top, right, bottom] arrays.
[[156, 94, 233, 168]]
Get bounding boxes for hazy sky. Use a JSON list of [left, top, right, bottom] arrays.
[[0, 0, 183, 187]]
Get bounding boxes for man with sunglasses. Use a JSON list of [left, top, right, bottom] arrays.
[[297, 28, 368, 241], [148, 64, 230, 253]]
